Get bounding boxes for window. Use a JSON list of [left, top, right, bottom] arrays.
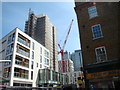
[[44, 50, 49, 58], [31, 71, 33, 80], [8, 33, 15, 44], [40, 47, 42, 54], [6, 44, 14, 55], [47, 52, 49, 58], [40, 56, 42, 63], [4, 62, 11, 66], [47, 59, 49, 65], [32, 51, 34, 59], [31, 61, 34, 69], [91, 24, 103, 39], [37, 63, 38, 67], [32, 42, 34, 50], [88, 6, 98, 18], [5, 55, 12, 60], [44, 58, 49, 65], [95, 46, 107, 62], [44, 58, 47, 64], [40, 64, 42, 68]]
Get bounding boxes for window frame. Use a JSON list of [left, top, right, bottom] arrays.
[[91, 24, 103, 39], [95, 46, 107, 62], [88, 5, 98, 19]]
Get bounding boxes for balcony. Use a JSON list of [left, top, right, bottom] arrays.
[[17, 44, 30, 58], [15, 59, 29, 68], [14, 72, 28, 79], [18, 34, 30, 47], [14, 67, 28, 79], [17, 49, 29, 57], [15, 55, 29, 68]]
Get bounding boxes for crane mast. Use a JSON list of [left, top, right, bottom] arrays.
[[58, 19, 74, 73]]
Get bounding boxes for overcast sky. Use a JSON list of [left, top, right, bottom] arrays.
[[2, 2, 81, 59]]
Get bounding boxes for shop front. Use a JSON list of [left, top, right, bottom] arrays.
[[84, 60, 120, 89]]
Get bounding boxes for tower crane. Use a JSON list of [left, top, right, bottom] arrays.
[[58, 19, 74, 73]]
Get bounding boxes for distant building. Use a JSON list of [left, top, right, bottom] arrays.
[[64, 51, 71, 60], [25, 11, 58, 72], [71, 50, 83, 71], [64, 71, 83, 85], [0, 28, 50, 87], [64, 50, 83, 71], [75, 2, 120, 88], [58, 59, 74, 73]]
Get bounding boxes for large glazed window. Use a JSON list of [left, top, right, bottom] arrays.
[[8, 33, 15, 44], [88, 6, 98, 19], [6, 43, 14, 55], [95, 46, 107, 62]]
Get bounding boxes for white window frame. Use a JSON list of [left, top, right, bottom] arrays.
[[95, 46, 107, 62], [91, 24, 103, 39], [88, 5, 98, 19]]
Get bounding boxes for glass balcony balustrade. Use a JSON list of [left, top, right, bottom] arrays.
[[17, 49, 29, 58], [14, 72, 28, 79], [15, 59, 29, 68], [18, 37, 30, 47], [15, 59, 22, 66]]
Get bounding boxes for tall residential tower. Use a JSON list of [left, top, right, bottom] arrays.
[[25, 10, 58, 72]]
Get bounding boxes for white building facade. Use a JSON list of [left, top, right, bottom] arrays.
[[0, 28, 50, 87]]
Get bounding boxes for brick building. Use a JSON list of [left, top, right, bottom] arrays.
[[75, 2, 120, 88]]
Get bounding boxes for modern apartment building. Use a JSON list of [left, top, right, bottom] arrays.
[[58, 59, 74, 73], [25, 11, 58, 72], [71, 50, 83, 71], [75, 2, 120, 88], [0, 28, 50, 87]]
